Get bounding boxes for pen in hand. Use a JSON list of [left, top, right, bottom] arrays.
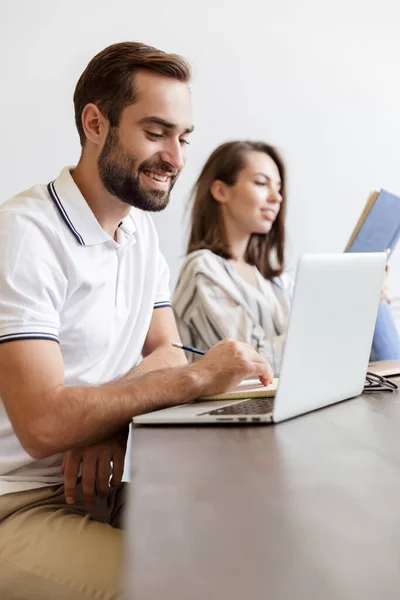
[[172, 342, 206, 356]]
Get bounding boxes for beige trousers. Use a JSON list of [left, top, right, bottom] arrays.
[[0, 481, 126, 600]]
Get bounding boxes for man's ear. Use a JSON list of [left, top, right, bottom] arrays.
[[210, 180, 229, 204], [80, 103, 109, 146]]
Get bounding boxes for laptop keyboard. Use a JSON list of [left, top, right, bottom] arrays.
[[202, 397, 275, 416]]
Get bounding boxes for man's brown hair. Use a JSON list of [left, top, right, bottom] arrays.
[[187, 141, 287, 280], [73, 41, 192, 146]]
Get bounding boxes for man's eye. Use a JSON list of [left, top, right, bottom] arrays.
[[254, 181, 266, 186], [180, 139, 190, 146], [146, 132, 163, 139]]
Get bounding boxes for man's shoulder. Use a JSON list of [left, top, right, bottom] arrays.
[[0, 182, 61, 233], [0, 183, 71, 263]]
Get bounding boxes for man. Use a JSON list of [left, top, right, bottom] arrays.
[[0, 42, 273, 599]]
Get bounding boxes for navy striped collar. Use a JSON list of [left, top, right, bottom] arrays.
[[48, 167, 136, 246], [47, 181, 85, 245]]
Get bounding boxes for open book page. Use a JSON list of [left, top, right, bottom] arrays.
[[200, 377, 279, 401]]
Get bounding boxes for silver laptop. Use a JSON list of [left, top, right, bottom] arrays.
[[134, 253, 386, 426]]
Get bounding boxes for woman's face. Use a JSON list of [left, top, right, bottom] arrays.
[[219, 151, 282, 235]]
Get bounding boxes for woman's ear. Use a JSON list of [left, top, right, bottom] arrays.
[[210, 180, 229, 204]]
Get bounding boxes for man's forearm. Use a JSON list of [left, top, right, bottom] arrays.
[[120, 343, 188, 382], [30, 363, 203, 459], [66, 346, 187, 452]]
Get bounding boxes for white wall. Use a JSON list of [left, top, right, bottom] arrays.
[[2, 0, 400, 302]]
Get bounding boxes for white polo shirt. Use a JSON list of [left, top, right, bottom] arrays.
[[0, 166, 171, 495]]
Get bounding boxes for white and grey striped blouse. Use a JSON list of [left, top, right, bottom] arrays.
[[172, 249, 294, 374]]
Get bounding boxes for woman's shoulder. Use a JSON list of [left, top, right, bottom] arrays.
[[179, 249, 226, 276], [174, 250, 230, 300]]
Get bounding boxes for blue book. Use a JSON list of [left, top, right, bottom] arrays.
[[345, 189, 400, 257]]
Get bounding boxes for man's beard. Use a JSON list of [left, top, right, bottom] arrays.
[[98, 127, 178, 212]]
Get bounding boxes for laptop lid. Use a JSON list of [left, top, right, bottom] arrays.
[[272, 252, 386, 423]]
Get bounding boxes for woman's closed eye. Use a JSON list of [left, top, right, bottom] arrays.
[[254, 180, 281, 196]]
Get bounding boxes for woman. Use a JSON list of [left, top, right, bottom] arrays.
[[173, 140, 400, 373]]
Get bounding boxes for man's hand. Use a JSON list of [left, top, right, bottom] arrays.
[[190, 338, 274, 397], [62, 427, 128, 506]]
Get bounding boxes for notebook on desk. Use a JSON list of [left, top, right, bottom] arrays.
[[345, 189, 400, 256], [200, 378, 279, 401], [134, 253, 387, 426], [201, 367, 398, 402], [368, 360, 400, 378]]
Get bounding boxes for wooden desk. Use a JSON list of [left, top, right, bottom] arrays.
[[125, 383, 400, 600]]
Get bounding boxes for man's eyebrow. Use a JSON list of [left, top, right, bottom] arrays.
[[139, 116, 194, 134]]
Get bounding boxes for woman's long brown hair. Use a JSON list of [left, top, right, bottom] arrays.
[[187, 141, 287, 280]]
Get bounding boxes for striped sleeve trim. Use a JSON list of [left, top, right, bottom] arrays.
[[154, 301, 172, 310], [0, 332, 60, 345]]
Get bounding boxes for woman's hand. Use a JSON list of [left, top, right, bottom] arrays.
[[381, 264, 391, 304]]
